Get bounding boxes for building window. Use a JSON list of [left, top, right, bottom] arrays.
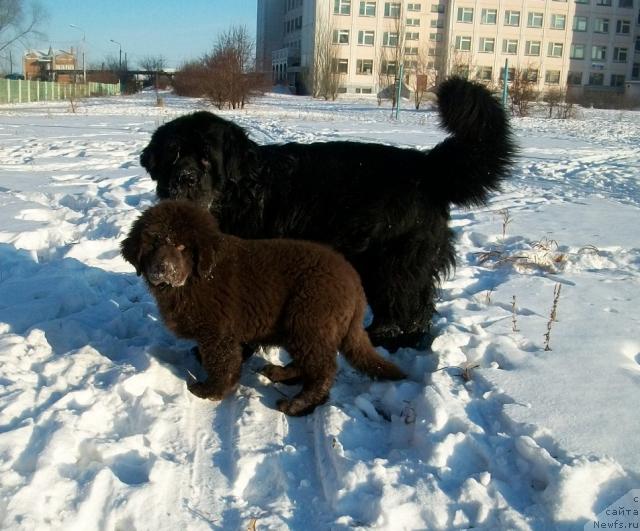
[[405, 47, 419, 55], [592, 45, 607, 60], [504, 10, 521, 26], [545, 70, 561, 84], [573, 16, 588, 31], [355, 87, 373, 93], [359, 1, 376, 16], [429, 32, 443, 41], [595, 0, 612, 5], [637, 36, 640, 52], [481, 9, 497, 24], [382, 60, 397, 75], [457, 7, 474, 22], [333, 29, 350, 44], [332, 58, 349, 73], [334, 0, 351, 15], [502, 39, 518, 54], [570, 43, 585, 59], [430, 19, 444, 27], [479, 37, 495, 52], [575, 0, 589, 4], [408, 3, 422, 11], [567, 71, 582, 84], [406, 31, 420, 40], [358, 30, 375, 45], [548, 42, 564, 57], [632, 63, 639, 79], [383, 31, 399, 46], [478, 66, 493, 80], [524, 68, 539, 82], [550, 14, 566, 29], [611, 74, 625, 86], [500, 67, 516, 82], [589, 72, 604, 85], [455, 35, 472, 50], [431, 4, 445, 13], [616, 19, 631, 33], [594, 18, 609, 32], [406, 18, 420, 26], [613, 47, 628, 61], [453, 65, 470, 78], [527, 12, 544, 28], [356, 59, 374, 74], [618, 0, 632, 6], [525, 40, 541, 56], [384, 2, 401, 17]]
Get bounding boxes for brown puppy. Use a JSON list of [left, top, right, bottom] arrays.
[[121, 200, 405, 416]]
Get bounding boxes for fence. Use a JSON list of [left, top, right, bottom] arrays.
[[0, 79, 120, 104]]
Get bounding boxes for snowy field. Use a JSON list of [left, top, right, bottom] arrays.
[[0, 90, 638, 530]]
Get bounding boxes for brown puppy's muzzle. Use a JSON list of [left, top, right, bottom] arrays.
[[145, 246, 189, 287]]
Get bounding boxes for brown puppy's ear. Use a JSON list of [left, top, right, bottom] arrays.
[[121, 216, 145, 276], [193, 215, 222, 279], [194, 232, 216, 279]]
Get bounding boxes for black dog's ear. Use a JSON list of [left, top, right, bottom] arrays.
[[121, 216, 146, 276], [140, 144, 156, 177], [222, 121, 257, 181]]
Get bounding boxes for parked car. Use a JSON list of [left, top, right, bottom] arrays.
[[4, 73, 25, 80]]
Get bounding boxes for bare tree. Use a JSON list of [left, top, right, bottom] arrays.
[[0, 0, 47, 54], [139, 55, 166, 91], [406, 43, 436, 110], [173, 25, 265, 109], [509, 64, 539, 117], [311, 11, 341, 100]]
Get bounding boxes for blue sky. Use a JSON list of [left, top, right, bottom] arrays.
[[32, 0, 258, 69]]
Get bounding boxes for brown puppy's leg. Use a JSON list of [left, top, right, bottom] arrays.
[[276, 354, 337, 416], [260, 362, 302, 385], [188, 338, 243, 400]]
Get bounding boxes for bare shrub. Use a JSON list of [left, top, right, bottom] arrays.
[[509, 68, 539, 117], [543, 87, 576, 119], [172, 26, 266, 108]]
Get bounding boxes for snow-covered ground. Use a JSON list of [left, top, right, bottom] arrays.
[[0, 91, 638, 530]]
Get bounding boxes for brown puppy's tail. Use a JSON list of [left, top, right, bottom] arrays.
[[341, 312, 405, 380]]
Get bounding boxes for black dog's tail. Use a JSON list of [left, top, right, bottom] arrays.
[[424, 77, 516, 207]]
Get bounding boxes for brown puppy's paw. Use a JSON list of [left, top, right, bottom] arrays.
[[188, 381, 228, 401], [276, 396, 326, 416], [260, 363, 303, 385]]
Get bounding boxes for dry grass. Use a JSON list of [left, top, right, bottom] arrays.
[[543, 283, 562, 351]]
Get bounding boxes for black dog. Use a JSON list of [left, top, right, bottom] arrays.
[[140, 77, 516, 351]]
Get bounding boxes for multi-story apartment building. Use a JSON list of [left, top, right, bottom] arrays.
[[257, 0, 640, 96]]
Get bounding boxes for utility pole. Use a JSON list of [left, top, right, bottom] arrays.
[[69, 25, 86, 83], [502, 58, 509, 108]]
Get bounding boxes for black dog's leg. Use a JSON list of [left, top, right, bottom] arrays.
[[188, 338, 243, 400], [357, 234, 450, 352]]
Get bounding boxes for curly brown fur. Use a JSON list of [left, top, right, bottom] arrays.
[[140, 77, 516, 352], [121, 200, 405, 416]]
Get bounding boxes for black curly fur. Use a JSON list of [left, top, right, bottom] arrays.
[[140, 77, 517, 351]]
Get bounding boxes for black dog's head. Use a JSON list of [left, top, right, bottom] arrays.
[[140, 111, 256, 210], [121, 200, 221, 287]]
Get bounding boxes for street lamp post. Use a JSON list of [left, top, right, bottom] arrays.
[[110, 39, 122, 71], [69, 24, 86, 83]]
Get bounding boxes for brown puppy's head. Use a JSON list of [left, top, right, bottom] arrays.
[[121, 200, 221, 287]]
